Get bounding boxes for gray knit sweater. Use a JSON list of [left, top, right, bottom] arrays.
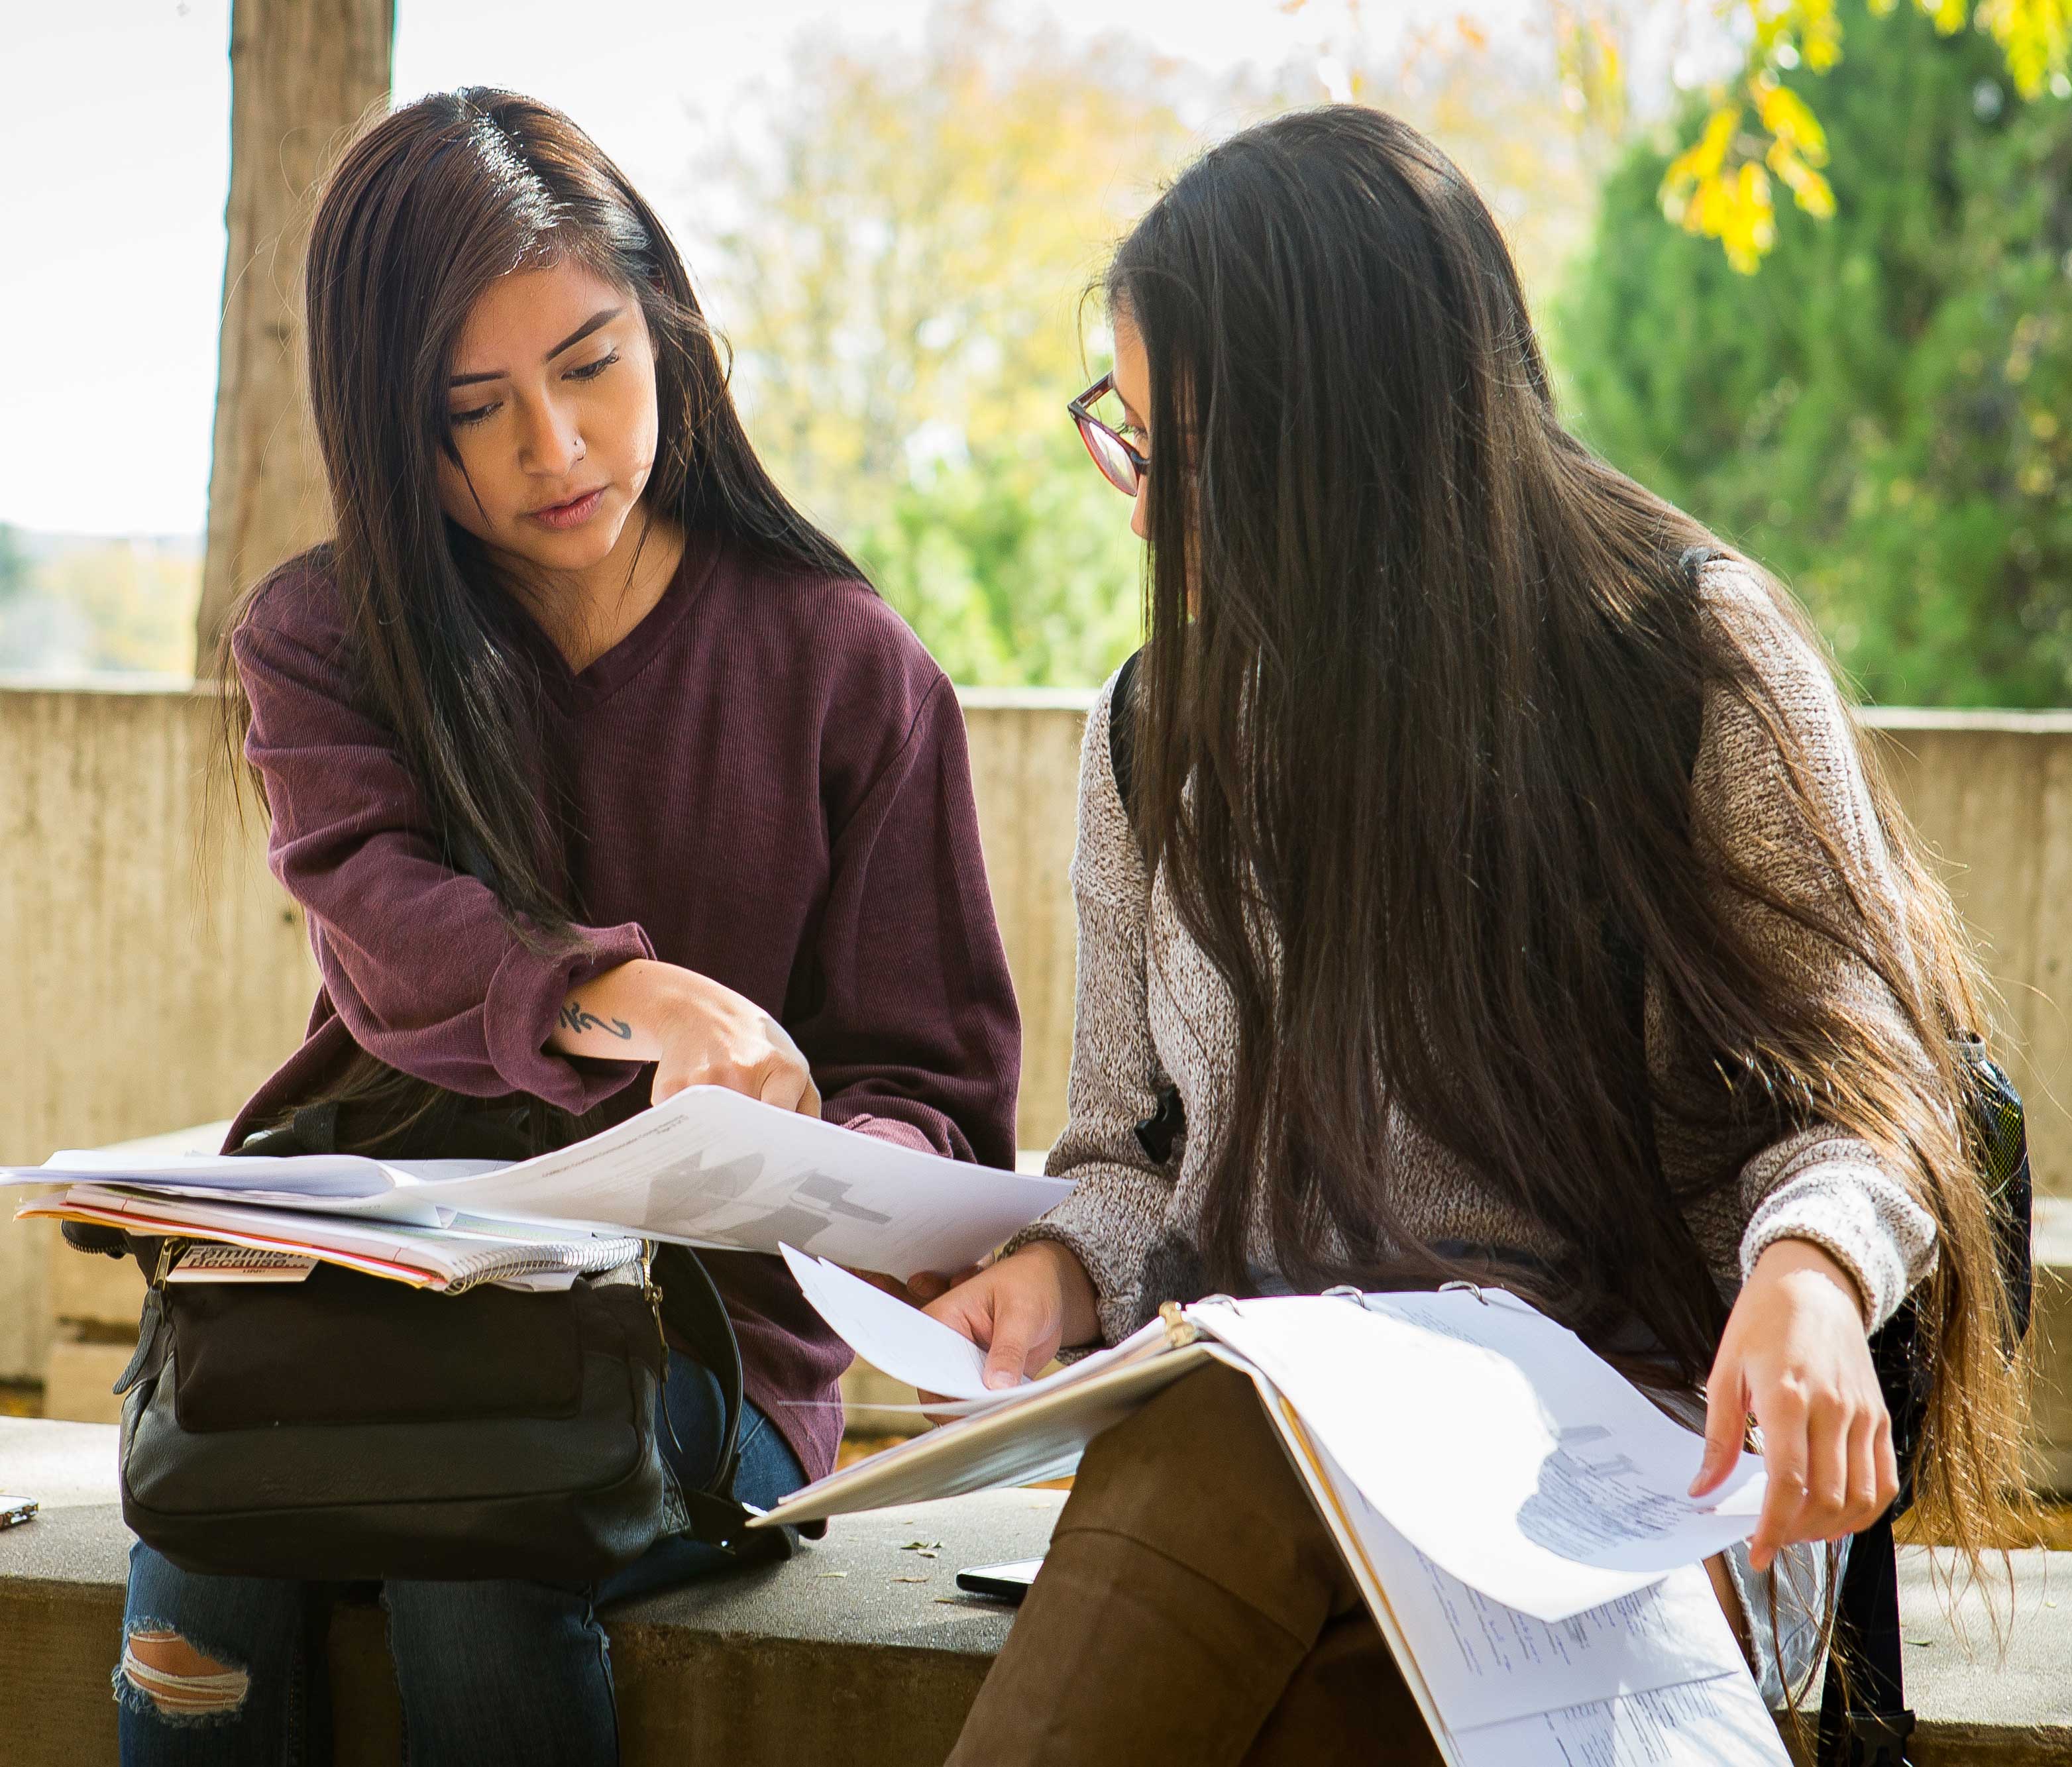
[[1010, 561, 1938, 1346]]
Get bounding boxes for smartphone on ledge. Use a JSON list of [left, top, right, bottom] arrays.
[[954, 1556, 1044, 1603]]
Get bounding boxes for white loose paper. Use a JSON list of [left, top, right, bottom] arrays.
[[1193, 1291, 1766, 1621]]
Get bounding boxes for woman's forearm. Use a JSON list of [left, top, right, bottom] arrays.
[[549, 958, 819, 1113], [545, 958, 678, 1063]]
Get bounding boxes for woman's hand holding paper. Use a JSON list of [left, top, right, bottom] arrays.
[[1690, 1238, 1898, 1572], [921, 1240, 1101, 1394]]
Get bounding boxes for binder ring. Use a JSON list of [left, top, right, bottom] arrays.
[[1437, 1279, 1490, 1305]]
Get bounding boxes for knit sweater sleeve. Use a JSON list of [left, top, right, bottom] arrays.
[[1001, 670, 1178, 1345], [1686, 562, 1941, 1330]]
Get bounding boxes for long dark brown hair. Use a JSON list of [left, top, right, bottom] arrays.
[[217, 88, 859, 1134], [1111, 107, 2022, 1561]]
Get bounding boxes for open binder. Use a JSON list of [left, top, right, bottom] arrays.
[[757, 1263, 1796, 1766]]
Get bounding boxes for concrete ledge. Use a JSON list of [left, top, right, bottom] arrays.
[[4, 1421, 2069, 1765], [0, 1419, 1062, 1766]]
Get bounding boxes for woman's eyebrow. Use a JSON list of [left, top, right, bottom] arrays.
[[448, 306, 625, 388]]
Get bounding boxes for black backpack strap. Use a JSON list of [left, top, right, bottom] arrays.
[[651, 1244, 807, 1558], [1818, 1511, 1914, 1766], [1105, 646, 1187, 1167], [1109, 645, 1144, 829], [1818, 1040, 2030, 1764]]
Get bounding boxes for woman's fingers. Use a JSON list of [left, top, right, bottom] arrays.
[[1873, 1411, 1900, 1515], [906, 1263, 983, 1305], [1747, 1395, 1810, 1573], [919, 1254, 1064, 1391], [1692, 1362, 1749, 1498], [1800, 1391, 1852, 1541], [753, 1053, 819, 1114], [981, 1287, 1044, 1390], [1842, 1409, 1882, 1537]]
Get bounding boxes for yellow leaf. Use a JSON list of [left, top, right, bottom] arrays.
[[1976, 0, 2072, 98], [1767, 138, 1838, 215], [1755, 78, 1831, 163], [1664, 104, 1740, 196]]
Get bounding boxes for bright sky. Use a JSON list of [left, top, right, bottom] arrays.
[[1, 0, 1553, 536]]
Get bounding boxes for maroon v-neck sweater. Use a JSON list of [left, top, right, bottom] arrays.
[[225, 535, 1021, 1482]]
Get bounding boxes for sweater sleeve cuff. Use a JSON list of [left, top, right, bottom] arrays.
[[483, 922, 656, 1112], [829, 1110, 936, 1155], [1739, 1157, 1939, 1332], [1003, 1173, 1170, 1347]]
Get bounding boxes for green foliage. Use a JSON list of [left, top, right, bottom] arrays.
[[1559, 0, 2072, 706], [0, 535, 199, 674], [849, 429, 1144, 688], [696, 1, 1196, 687], [1651, 1, 2067, 270]]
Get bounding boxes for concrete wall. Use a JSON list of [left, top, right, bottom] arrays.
[[2, 683, 2069, 1378], [0, 682, 318, 1380]]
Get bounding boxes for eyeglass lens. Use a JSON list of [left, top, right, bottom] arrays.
[[1077, 417, 1140, 496]]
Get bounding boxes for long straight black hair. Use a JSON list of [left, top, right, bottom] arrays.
[[1109, 106, 2020, 1559], [225, 87, 855, 922], [217, 88, 859, 1124]]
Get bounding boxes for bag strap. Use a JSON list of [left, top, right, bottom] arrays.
[[1109, 645, 1145, 831], [650, 1243, 818, 1556], [653, 1246, 745, 1485], [1105, 647, 1188, 1166], [1818, 1513, 1913, 1766]]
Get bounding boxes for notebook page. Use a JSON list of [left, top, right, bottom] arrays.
[[1452, 1675, 1791, 1766]]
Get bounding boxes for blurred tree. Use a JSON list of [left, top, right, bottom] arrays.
[[698, 0, 1633, 683], [1287, 1, 2069, 272], [1560, 0, 2072, 705], [44, 544, 201, 675], [1657, 0, 2069, 272], [693, 0, 1204, 685], [0, 525, 28, 603]]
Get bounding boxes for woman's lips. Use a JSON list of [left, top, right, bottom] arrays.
[[529, 487, 606, 530]]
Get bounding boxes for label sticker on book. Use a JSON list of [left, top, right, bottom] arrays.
[[167, 1246, 318, 1283]]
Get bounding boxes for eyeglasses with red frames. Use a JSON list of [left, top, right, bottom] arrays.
[[1068, 373, 1150, 498]]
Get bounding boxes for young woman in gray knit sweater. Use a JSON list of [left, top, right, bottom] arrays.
[[920, 107, 2024, 1764]]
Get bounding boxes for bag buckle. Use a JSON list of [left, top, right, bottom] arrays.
[[1841, 1708, 1915, 1767]]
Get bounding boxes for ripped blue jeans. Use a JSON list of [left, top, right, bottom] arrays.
[[115, 1352, 806, 1766]]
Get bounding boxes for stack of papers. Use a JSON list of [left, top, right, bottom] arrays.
[[761, 1261, 1790, 1767], [15, 1184, 642, 1293], [7, 1086, 1072, 1290]]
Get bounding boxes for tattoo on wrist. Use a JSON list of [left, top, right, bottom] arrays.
[[559, 999, 633, 1041]]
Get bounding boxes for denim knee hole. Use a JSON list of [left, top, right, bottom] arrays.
[[114, 1619, 252, 1725]]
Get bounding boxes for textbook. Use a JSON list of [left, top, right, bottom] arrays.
[[760, 1254, 1792, 1767], [3, 1085, 1069, 1281]]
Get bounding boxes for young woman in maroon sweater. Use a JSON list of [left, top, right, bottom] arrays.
[[113, 89, 1018, 1766]]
